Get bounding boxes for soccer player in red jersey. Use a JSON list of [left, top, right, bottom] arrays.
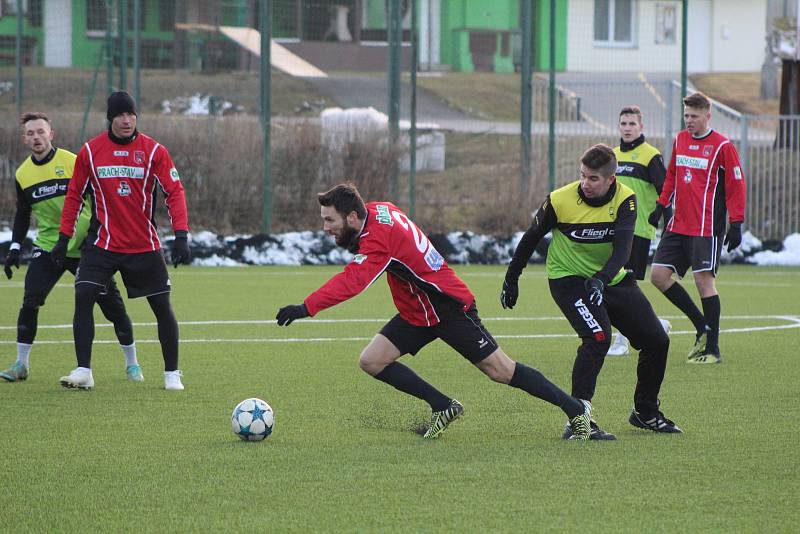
[[276, 183, 592, 440], [648, 92, 746, 364], [53, 91, 191, 390]]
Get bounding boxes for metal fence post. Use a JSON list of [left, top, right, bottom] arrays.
[[133, 0, 140, 105], [664, 80, 674, 161], [388, 0, 402, 200], [409, 0, 418, 218], [261, 0, 272, 233], [519, 0, 532, 199], [106, 0, 115, 94], [548, 0, 556, 191], [680, 0, 688, 129], [15, 0, 23, 119], [119, 0, 127, 90]]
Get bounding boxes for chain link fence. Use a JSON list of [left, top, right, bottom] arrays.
[[1, 0, 797, 240]]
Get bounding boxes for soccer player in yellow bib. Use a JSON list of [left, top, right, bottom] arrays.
[[607, 105, 672, 356], [0, 112, 141, 384], [501, 144, 682, 438]]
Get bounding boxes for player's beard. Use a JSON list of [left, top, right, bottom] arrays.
[[336, 225, 360, 253]]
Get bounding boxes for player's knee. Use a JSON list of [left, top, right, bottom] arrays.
[[580, 337, 610, 358], [75, 284, 101, 308], [477, 350, 514, 384], [650, 268, 670, 289], [358, 350, 382, 376]]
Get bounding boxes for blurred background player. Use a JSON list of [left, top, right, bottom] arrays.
[[1, 112, 141, 383], [276, 182, 592, 441], [53, 92, 191, 390], [648, 92, 746, 364], [502, 144, 682, 438], [607, 105, 672, 356]]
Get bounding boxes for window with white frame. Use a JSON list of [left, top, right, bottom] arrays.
[[594, 0, 636, 47]]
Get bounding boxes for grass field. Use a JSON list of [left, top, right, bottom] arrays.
[[1, 264, 798, 532]]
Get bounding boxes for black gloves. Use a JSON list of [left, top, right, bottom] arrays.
[[584, 277, 605, 306], [50, 233, 70, 269], [648, 204, 665, 228], [724, 222, 742, 253], [171, 231, 191, 268], [276, 304, 310, 326], [4, 248, 19, 279], [500, 279, 519, 309]]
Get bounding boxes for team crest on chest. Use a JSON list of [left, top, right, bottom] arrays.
[[55, 166, 65, 177], [134, 151, 146, 164], [703, 145, 713, 156], [117, 181, 131, 197]]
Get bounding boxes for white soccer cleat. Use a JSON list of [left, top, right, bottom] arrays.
[[59, 367, 95, 390], [164, 370, 184, 391], [606, 333, 629, 356], [659, 319, 672, 334]]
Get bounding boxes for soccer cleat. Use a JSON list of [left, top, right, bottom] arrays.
[[59, 368, 95, 390], [687, 349, 722, 364], [567, 400, 592, 441], [0, 362, 29, 382], [423, 399, 464, 439], [562, 419, 617, 441], [164, 370, 184, 391], [606, 333, 629, 356], [629, 409, 682, 433], [687, 330, 707, 360], [126, 364, 145, 382]]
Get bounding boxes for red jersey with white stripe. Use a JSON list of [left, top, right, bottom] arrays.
[[60, 131, 189, 253], [304, 202, 475, 326], [658, 129, 746, 237]]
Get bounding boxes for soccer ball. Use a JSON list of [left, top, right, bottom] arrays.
[[231, 398, 274, 441]]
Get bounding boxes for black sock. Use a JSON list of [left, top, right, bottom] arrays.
[[17, 306, 39, 345], [663, 283, 706, 334], [701, 295, 721, 352], [509, 362, 583, 418], [374, 362, 451, 411], [74, 285, 100, 368], [148, 293, 179, 372]]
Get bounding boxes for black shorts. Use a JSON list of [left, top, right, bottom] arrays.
[[76, 245, 170, 299], [625, 235, 651, 280], [548, 275, 666, 349], [379, 302, 498, 364], [652, 230, 722, 278]]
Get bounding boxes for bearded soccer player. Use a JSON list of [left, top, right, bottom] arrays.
[[276, 183, 592, 441], [53, 92, 191, 390], [606, 105, 672, 357], [649, 92, 746, 364], [502, 144, 682, 438], [1, 112, 142, 383]]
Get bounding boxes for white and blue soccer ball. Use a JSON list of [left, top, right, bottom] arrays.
[[231, 398, 274, 441]]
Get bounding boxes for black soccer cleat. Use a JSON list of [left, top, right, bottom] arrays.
[[562, 420, 617, 441], [629, 409, 683, 433]]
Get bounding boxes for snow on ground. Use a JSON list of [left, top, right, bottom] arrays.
[[2, 227, 799, 267]]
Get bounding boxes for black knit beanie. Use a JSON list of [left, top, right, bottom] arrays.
[[107, 91, 137, 121]]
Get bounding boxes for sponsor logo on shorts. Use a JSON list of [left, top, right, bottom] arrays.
[[477, 338, 488, 348], [574, 298, 605, 341], [33, 250, 42, 259]]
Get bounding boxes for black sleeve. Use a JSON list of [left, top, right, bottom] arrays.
[[505, 195, 557, 282], [11, 181, 31, 245], [595, 194, 636, 284], [648, 154, 667, 194]]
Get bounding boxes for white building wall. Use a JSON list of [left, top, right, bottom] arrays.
[[44, 0, 72, 67], [566, 0, 765, 73], [709, 0, 766, 71]]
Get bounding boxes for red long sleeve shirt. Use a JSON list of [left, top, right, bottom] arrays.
[[304, 202, 475, 326], [658, 129, 746, 237], [60, 131, 189, 253]]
